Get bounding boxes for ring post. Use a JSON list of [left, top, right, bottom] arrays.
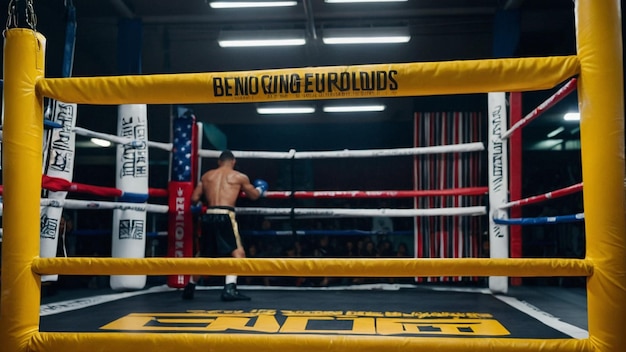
[[576, 1, 626, 351], [166, 108, 197, 288], [40, 100, 78, 283], [487, 92, 509, 294], [111, 104, 149, 290], [0, 28, 46, 352]]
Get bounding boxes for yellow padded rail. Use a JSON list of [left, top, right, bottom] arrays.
[[31, 332, 592, 352], [32, 257, 593, 278], [36, 56, 579, 105]]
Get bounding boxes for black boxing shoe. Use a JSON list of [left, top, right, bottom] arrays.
[[182, 282, 196, 300], [221, 283, 251, 301]]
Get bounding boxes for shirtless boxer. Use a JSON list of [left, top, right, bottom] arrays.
[[182, 150, 268, 301]]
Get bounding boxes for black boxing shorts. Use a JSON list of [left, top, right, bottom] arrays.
[[199, 206, 242, 257]]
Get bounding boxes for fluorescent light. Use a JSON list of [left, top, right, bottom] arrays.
[[323, 105, 386, 112], [257, 107, 315, 114], [325, 0, 407, 3], [218, 29, 306, 47], [90, 138, 111, 147], [323, 27, 410, 45], [210, 2, 297, 8], [528, 139, 565, 150], [220, 38, 305, 47], [547, 126, 565, 138], [324, 36, 410, 44], [564, 112, 580, 121]]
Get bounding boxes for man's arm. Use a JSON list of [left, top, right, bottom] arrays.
[[238, 173, 269, 201], [191, 182, 203, 204], [240, 173, 262, 201]]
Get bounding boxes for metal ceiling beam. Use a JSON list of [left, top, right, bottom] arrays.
[[109, 0, 135, 19], [303, 0, 318, 40], [84, 7, 496, 25], [502, 0, 525, 10]]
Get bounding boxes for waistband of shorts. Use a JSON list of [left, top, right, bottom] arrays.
[[205, 206, 235, 215]]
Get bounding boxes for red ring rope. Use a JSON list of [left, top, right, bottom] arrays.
[[501, 78, 578, 139], [500, 182, 582, 209], [244, 187, 488, 199], [0, 175, 168, 198]]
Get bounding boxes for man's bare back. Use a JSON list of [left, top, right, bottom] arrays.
[[201, 167, 258, 207], [191, 153, 260, 207]]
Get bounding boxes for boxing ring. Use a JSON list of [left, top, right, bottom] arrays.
[[1, 1, 624, 352]]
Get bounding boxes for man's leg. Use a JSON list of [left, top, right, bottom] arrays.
[[221, 248, 251, 301], [182, 275, 199, 300]]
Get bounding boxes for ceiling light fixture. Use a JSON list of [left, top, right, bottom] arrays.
[[90, 137, 112, 147], [323, 105, 386, 112], [322, 27, 410, 45], [218, 29, 306, 47], [325, 0, 407, 3], [257, 106, 316, 114], [209, 1, 298, 9], [547, 126, 565, 138], [563, 112, 580, 121]]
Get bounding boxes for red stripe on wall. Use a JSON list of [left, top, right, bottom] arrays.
[[509, 93, 523, 286], [413, 111, 483, 283]]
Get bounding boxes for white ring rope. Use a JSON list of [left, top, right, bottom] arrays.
[[72, 126, 173, 151], [0, 200, 485, 218], [236, 206, 486, 217], [39, 199, 169, 213], [197, 142, 484, 159], [0, 125, 173, 151]]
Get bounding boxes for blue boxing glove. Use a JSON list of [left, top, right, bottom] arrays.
[[253, 179, 269, 197]]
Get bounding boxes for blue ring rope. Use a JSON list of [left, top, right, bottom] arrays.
[[493, 213, 584, 225]]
